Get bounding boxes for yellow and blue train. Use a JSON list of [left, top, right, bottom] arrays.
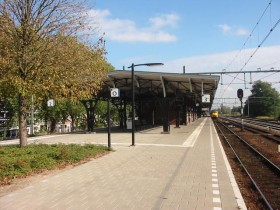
[[211, 111, 219, 119]]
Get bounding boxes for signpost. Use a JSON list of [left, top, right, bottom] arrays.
[[108, 88, 120, 148]]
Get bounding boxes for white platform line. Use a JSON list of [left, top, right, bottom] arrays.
[[213, 190, 220, 195], [213, 197, 221, 203], [74, 142, 189, 148], [0, 134, 71, 145], [182, 118, 207, 147], [210, 120, 222, 209], [211, 120, 247, 210]]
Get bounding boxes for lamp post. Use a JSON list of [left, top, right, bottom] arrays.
[[128, 63, 164, 146]]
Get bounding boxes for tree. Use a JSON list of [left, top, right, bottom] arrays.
[[94, 100, 119, 128], [220, 105, 231, 116], [231, 106, 241, 116], [0, 0, 108, 147], [66, 100, 85, 131], [37, 98, 86, 133], [244, 80, 280, 118], [0, 97, 17, 139]]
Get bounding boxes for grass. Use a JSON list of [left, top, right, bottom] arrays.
[[0, 144, 110, 185]]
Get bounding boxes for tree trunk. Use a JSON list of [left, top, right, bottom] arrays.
[[70, 115, 76, 132], [50, 119, 57, 133], [19, 94, 28, 147]]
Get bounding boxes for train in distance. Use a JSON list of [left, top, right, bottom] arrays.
[[211, 110, 219, 118]]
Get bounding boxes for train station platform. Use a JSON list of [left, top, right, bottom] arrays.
[[0, 117, 247, 210]]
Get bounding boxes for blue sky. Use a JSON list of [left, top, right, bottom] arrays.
[[88, 0, 280, 109]]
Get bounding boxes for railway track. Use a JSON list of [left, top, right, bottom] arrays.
[[220, 117, 280, 146], [214, 120, 280, 210], [224, 116, 280, 134], [243, 117, 280, 126]]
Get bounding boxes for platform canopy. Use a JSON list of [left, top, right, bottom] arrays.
[[101, 70, 220, 109]]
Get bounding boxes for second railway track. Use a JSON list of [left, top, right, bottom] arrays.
[[214, 119, 280, 210]]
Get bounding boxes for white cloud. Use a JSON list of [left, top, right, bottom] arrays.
[[149, 14, 180, 29], [163, 45, 280, 73], [235, 28, 250, 36], [218, 24, 232, 33], [87, 9, 179, 42], [157, 45, 280, 108], [217, 24, 249, 36]]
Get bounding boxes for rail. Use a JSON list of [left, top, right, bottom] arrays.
[[214, 120, 280, 209]]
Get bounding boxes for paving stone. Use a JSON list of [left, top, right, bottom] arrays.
[[0, 118, 246, 210]]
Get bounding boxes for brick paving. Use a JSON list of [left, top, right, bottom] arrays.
[[0, 118, 246, 210]]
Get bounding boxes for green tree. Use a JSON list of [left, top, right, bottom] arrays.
[[0, 97, 17, 139], [94, 100, 119, 128], [231, 106, 241, 116], [220, 105, 231, 116], [36, 98, 83, 133], [67, 100, 86, 131], [244, 81, 280, 118], [0, 0, 108, 147]]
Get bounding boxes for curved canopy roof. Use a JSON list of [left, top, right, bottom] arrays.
[[102, 70, 220, 109]]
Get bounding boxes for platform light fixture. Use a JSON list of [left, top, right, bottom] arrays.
[[128, 63, 164, 146]]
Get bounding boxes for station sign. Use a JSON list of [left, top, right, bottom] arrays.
[[110, 88, 120, 97], [47, 99, 55, 107], [202, 94, 210, 103]]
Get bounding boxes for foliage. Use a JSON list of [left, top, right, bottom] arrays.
[[95, 100, 119, 128], [36, 98, 86, 132], [0, 97, 17, 128], [231, 106, 241, 116], [0, 144, 110, 184], [244, 80, 280, 118], [67, 100, 86, 131], [0, 0, 111, 146], [219, 105, 231, 115]]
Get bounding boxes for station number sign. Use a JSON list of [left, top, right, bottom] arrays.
[[202, 94, 210, 103], [47, 99, 55, 107], [110, 88, 120, 97]]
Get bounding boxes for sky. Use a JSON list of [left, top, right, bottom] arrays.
[[87, 0, 280, 109]]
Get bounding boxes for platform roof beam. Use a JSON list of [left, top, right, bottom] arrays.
[[160, 76, 167, 98]]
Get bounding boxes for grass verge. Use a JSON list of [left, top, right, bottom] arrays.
[[0, 144, 110, 185]]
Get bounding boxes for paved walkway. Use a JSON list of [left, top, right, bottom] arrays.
[[0, 118, 247, 210]]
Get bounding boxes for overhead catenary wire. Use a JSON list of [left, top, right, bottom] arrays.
[[244, 60, 280, 84], [256, 72, 278, 81], [223, 73, 250, 83], [224, 0, 273, 71], [217, 14, 280, 106], [226, 17, 280, 84]]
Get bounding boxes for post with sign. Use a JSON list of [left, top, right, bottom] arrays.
[[237, 89, 244, 131], [107, 88, 120, 148], [107, 89, 111, 148]]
